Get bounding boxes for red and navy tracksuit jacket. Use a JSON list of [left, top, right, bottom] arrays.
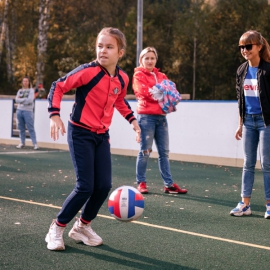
[[48, 61, 136, 133]]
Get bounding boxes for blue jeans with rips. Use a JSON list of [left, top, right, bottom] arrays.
[[136, 114, 173, 187], [242, 114, 270, 200], [57, 122, 112, 224], [16, 109, 37, 145]]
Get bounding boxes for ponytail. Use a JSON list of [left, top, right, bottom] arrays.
[[260, 36, 270, 63]]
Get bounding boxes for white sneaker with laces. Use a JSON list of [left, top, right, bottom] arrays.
[[230, 202, 251, 216], [45, 219, 65, 250], [264, 203, 270, 219], [16, 143, 25, 149], [33, 144, 39, 150], [68, 217, 103, 246]]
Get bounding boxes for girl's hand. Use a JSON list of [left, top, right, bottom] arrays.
[[235, 125, 243, 140], [50, 115, 66, 141]]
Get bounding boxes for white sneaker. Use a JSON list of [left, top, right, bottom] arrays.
[[16, 143, 25, 149], [33, 144, 39, 150], [45, 219, 65, 250], [68, 217, 103, 246], [230, 202, 251, 217], [265, 203, 270, 219]]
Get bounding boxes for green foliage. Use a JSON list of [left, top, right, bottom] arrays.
[[0, 0, 270, 99]]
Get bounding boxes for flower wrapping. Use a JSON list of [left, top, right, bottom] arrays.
[[149, 79, 181, 114]]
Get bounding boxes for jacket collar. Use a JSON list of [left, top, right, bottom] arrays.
[[95, 60, 119, 77], [134, 66, 160, 74]]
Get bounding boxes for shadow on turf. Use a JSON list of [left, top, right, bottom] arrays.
[[63, 244, 197, 270], [145, 192, 268, 217], [147, 191, 234, 206], [230, 213, 264, 219]]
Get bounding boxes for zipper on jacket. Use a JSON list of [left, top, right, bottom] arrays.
[[256, 68, 266, 126], [240, 67, 247, 123], [150, 72, 158, 84]]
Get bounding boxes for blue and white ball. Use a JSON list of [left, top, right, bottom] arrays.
[[108, 186, 144, 222]]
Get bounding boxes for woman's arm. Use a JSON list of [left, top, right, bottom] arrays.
[[132, 71, 154, 101], [235, 116, 243, 140], [24, 89, 35, 104], [15, 89, 26, 104]]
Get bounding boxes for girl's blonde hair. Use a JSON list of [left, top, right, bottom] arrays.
[[96, 27, 126, 57], [139, 47, 158, 66], [239, 30, 270, 62]]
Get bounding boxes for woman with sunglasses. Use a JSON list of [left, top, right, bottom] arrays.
[[230, 30, 270, 218]]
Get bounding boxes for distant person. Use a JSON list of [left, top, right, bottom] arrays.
[[230, 30, 270, 218], [15, 76, 39, 150], [45, 27, 141, 251], [35, 84, 47, 99], [132, 47, 187, 195]]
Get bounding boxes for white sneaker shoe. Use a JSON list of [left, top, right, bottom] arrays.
[[230, 202, 251, 217], [68, 217, 103, 246], [16, 143, 25, 149], [45, 219, 65, 250], [265, 203, 270, 219], [33, 144, 39, 150]]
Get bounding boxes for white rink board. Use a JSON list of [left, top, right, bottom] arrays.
[[0, 98, 250, 167]]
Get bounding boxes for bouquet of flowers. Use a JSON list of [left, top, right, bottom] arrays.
[[149, 79, 181, 114]]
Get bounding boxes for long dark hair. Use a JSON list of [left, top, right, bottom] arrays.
[[239, 30, 270, 62], [21, 76, 32, 88]]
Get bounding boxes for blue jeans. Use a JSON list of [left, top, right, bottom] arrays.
[[57, 122, 112, 224], [16, 109, 37, 145], [242, 114, 270, 200], [136, 114, 173, 187]]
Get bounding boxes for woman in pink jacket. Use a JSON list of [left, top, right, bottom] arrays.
[[132, 47, 187, 194]]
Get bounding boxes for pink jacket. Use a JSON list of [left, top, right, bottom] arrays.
[[132, 66, 168, 115]]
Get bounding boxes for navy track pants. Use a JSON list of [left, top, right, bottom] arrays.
[[57, 122, 112, 224]]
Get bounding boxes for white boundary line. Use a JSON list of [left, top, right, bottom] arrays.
[[0, 150, 66, 155], [1, 195, 270, 251]]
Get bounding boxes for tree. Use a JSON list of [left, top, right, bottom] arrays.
[[202, 0, 269, 100], [1, 0, 270, 99], [36, 0, 52, 87], [11, 0, 39, 91], [0, 0, 9, 65]]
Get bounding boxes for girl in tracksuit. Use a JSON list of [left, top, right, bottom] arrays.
[[45, 27, 141, 251]]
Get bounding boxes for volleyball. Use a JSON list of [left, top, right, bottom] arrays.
[[108, 186, 144, 222]]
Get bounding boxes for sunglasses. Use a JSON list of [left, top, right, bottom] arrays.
[[238, 44, 255, 51]]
